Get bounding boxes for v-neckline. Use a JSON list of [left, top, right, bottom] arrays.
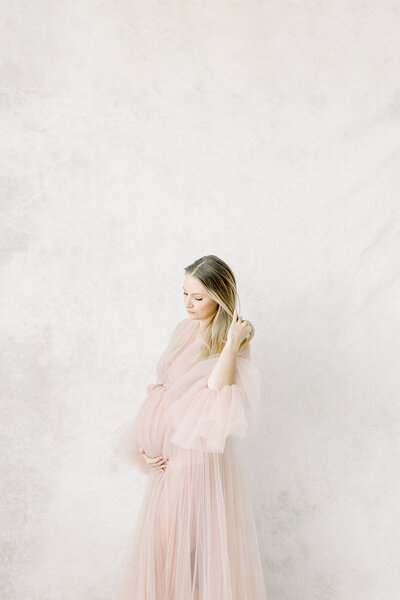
[[170, 320, 200, 363]]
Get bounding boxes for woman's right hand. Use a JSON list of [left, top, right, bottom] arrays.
[[227, 308, 252, 350], [139, 447, 169, 471]]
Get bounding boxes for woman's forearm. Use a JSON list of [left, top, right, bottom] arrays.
[[207, 339, 239, 390]]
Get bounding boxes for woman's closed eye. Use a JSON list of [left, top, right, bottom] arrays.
[[183, 292, 203, 301]]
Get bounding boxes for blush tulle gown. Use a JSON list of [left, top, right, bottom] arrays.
[[112, 317, 268, 600]]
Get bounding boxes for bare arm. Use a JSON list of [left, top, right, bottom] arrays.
[[207, 308, 252, 390], [207, 338, 239, 390]]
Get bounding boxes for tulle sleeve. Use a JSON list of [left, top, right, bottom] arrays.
[[164, 345, 262, 454]]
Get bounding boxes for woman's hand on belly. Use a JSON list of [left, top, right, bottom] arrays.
[[139, 447, 169, 471]]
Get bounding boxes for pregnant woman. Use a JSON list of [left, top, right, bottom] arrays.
[[112, 254, 268, 600]]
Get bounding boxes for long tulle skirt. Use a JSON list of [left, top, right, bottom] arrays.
[[113, 437, 267, 600]]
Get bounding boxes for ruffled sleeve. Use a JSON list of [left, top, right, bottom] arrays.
[[164, 345, 262, 454]]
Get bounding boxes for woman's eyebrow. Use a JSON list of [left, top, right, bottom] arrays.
[[182, 286, 203, 295]]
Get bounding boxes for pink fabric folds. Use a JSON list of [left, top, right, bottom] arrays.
[[111, 317, 268, 600], [163, 354, 262, 454]]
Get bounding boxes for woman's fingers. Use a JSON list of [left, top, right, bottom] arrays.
[[154, 456, 168, 470], [138, 448, 169, 471], [151, 456, 166, 466]]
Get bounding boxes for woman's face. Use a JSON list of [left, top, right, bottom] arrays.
[[183, 274, 218, 323]]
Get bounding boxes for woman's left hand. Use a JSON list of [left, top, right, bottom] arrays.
[[226, 308, 252, 350]]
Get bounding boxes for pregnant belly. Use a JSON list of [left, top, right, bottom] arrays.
[[135, 384, 170, 458]]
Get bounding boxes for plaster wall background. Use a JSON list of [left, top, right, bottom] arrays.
[[1, 2, 399, 599]]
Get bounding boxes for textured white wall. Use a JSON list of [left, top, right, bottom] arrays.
[[2, 2, 399, 599]]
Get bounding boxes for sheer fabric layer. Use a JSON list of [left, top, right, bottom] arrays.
[[111, 318, 267, 600]]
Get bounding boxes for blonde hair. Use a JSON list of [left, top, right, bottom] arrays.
[[184, 255, 255, 360]]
